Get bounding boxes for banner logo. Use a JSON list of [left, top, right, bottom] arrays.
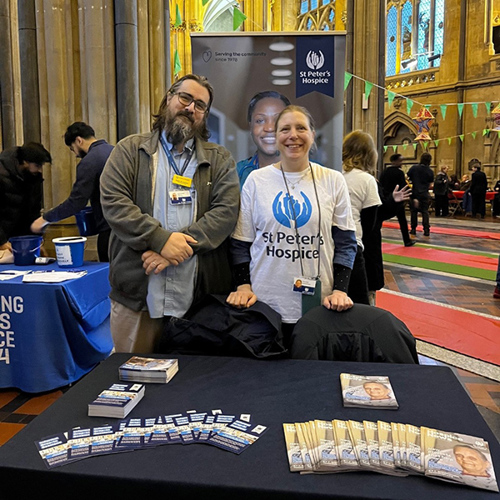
[[272, 191, 312, 229], [306, 50, 324, 70]]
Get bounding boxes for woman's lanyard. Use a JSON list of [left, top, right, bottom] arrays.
[[159, 134, 195, 187], [279, 162, 322, 279]]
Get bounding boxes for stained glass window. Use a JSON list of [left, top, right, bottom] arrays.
[[301, 1, 309, 15], [386, 0, 445, 76], [298, 0, 338, 31]]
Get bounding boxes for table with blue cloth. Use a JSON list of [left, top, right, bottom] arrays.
[[0, 262, 113, 392], [0, 354, 497, 500]]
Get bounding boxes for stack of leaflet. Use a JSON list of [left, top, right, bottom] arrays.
[[119, 356, 178, 384], [283, 420, 498, 492], [35, 409, 267, 469], [88, 383, 145, 419]]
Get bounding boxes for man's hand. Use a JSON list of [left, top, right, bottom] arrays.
[[226, 284, 258, 309], [142, 250, 171, 275], [323, 290, 353, 312], [392, 184, 411, 203], [31, 217, 49, 234], [160, 232, 198, 265], [0, 242, 12, 251]]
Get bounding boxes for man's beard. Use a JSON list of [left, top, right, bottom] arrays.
[[165, 110, 201, 146]]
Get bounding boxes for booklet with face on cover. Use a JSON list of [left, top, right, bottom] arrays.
[[340, 373, 398, 409], [423, 427, 499, 492]]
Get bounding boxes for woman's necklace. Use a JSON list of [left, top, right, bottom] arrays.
[[280, 163, 310, 190]]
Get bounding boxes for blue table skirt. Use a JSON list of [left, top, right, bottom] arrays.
[[0, 262, 113, 392]]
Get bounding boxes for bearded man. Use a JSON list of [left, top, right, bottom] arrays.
[[101, 74, 240, 352]]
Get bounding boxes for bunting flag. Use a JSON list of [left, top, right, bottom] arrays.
[[365, 81, 373, 100], [486, 102, 492, 115], [423, 141, 429, 150], [457, 103, 464, 118], [459, 134, 464, 142], [233, 6, 247, 30], [498, 131, 500, 139], [344, 72, 353, 90], [388, 91, 396, 107], [403, 143, 408, 150], [448, 137, 452, 145], [413, 143, 417, 151], [202, 0, 211, 5], [471, 103, 478, 118], [434, 140, 440, 147], [424, 104, 431, 110], [392, 145, 397, 152], [472, 131, 477, 140], [174, 49, 182, 75], [174, 4, 182, 27], [383, 146, 388, 153], [407, 98, 414, 114], [440, 104, 447, 120], [483, 128, 489, 136]]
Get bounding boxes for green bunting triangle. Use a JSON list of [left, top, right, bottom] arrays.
[[434, 140, 439, 147], [471, 103, 478, 118], [388, 91, 396, 107], [403, 143, 408, 150], [365, 81, 374, 100], [459, 134, 464, 142], [174, 4, 182, 27], [440, 105, 447, 120], [472, 131, 477, 140], [447, 137, 452, 145], [392, 145, 397, 152], [423, 141, 429, 150], [497, 131, 500, 139], [424, 105, 431, 111], [174, 49, 182, 75], [413, 143, 417, 151], [233, 6, 247, 30], [485, 102, 492, 115], [457, 103, 464, 118], [483, 128, 489, 136], [383, 146, 388, 153], [407, 99, 414, 114], [344, 72, 353, 91], [202, 0, 211, 5]]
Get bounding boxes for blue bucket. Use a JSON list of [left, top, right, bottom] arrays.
[[52, 237, 87, 267], [9, 236, 43, 265], [75, 207, 98, 236]]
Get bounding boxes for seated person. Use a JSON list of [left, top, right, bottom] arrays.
[[227, 105, 357, 348]]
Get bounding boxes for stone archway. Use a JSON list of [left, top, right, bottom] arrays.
[[383, 111, 420, 173]]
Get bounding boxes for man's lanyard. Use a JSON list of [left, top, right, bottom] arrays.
[[159, 134, 195, 179], [279, 162, 322, 279]]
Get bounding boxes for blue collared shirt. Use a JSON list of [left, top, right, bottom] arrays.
[[236, 153, 259, 189], [147, 133, 198, 319]]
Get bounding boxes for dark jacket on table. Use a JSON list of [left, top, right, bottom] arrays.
[[290, 304, 419, 364], [407, 163, 434, 198], [0, 147, 43, 245], [44, 139, 113, 232]]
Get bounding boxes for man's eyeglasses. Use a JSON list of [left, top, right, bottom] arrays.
[[174, 92, 209, 113]]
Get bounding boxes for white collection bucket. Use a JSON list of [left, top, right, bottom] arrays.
[[52, 237, 87, 267]]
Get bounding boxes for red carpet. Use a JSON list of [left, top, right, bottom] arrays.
[[382, 221, 500, 240], [377, 291, 500, 365], [382, 243, 497, 271]]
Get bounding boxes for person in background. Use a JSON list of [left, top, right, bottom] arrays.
[[449, 174, 460, 190], [379, 153, 413, 247], [494, 256, 500, 299], [236, 90, 290, 188], [227, 105, 357, 348], [459, 174, 471, 190], [101, 74, 239, 353], [407, 152, 434, 237], [342, 130, 382, 305], [470, 164, 488, 219], [433, 164, 450, 217], [0, 143, 52, 253], [492, 179, 500, 218], [31, 122, 113, 261]]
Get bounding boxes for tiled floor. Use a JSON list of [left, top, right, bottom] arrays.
[[0, 213, 499, 446]]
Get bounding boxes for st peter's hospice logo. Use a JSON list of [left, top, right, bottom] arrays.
[[272, 191, 312, 229]]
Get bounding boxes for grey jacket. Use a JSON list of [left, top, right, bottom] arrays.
[[100, 130, 240, 311]]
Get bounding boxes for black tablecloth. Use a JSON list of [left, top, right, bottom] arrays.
[[0, 354, 498, 499]]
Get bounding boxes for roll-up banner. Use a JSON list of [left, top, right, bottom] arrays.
[[191, 32, 346, 172]]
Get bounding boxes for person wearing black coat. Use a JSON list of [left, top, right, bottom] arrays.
[[0, 143, 51, 250], [470, 165, 488, 218], [433, 165, 450, 217]]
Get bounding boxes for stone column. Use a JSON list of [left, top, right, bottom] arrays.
[[149, 0, 168, 116], [18, 0, 41, 143], [115, 1, 140, 139]]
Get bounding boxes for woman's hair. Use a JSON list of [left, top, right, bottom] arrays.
[[246, 91, 291, 123], [274, 105, 316, 133], [342, 130, 378, 173]]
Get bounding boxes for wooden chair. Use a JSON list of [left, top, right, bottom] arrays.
[[448, 191, 463, 216]]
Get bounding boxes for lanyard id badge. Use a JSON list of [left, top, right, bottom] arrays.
[[169, 190, 192, 205], [293, 276, 317, 296], [172, 175, 192, 188], [301, 278, 322, 316], [160, 135, 194, 188]]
